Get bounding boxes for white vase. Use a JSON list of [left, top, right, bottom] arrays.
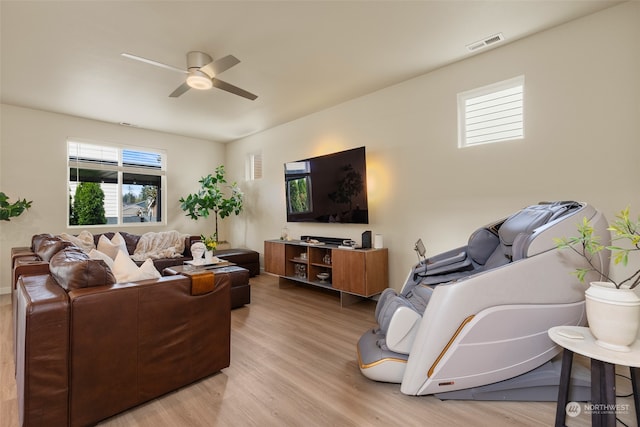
[[205, 250, 214, 263], [585, 281, 640, 352]]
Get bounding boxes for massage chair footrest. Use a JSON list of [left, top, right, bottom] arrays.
[[357, 329, 408, 383]]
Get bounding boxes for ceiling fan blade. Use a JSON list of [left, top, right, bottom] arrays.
[[211, 78, 258, 100], [169, 82, 191, 98], [199, 55, 240, 78], [121, 53, 186, 74]]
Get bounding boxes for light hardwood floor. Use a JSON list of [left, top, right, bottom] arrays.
[[1, 274, 636, 426]]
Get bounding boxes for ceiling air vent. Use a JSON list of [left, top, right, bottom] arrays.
[[466, 33, 504, 52]]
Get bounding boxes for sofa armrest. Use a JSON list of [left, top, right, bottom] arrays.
[[13, 258, 50, 291], [15, 274, 70, 427], [11, 246, 36, 267]]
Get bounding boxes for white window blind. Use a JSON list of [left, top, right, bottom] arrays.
[[251, 152, 262, 180], [458, 75, 524, 147], [68, 141, 118, 167], [247, 152, 263, 180]]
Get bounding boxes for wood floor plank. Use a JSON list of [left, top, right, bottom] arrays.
[[3, 274, 635, 426]]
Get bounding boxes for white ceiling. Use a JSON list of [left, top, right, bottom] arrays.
[[0, 1, 622, 143]]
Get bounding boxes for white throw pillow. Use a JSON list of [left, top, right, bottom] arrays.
[[97, 232, 128, 260], [89, 249, 114, 270], [59, 230, 95, 252], [112, 250, 161, 282]]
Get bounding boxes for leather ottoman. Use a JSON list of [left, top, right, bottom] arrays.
[[215, 248, 260, 277], [163, 265, 250, 309]]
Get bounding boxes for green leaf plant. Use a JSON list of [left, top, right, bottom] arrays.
[[0, 191, 32, 221], [179, 165, 243, 243], [554, 207, 640, 289]]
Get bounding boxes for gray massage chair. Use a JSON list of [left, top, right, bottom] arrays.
[[358, 201, 610, 399]]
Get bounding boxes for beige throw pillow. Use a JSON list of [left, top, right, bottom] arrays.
[[89, 248, 115, 270], [97, 232, 128, 260], [112, 250, 161, 282], [59, 230, 95, 252]]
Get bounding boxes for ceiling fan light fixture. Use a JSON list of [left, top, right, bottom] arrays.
[[186, 70, 213, 90]]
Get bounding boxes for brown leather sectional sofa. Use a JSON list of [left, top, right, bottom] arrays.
[[15, 231, 261, 276], [95, 231, 261, 276], [12, 232, 259, 312], [13, 243, 231, 427]]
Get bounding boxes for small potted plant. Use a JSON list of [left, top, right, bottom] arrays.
[[555, 206, 640, 351], [201, 233, 218, 263]]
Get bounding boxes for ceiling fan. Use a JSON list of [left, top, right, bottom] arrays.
[[121, 51, 258, 100]]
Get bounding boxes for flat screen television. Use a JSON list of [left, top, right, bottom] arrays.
[[285, 147, 368, 224]]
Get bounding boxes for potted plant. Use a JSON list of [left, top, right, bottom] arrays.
[[201, 233, 218, 262], [555, 206, 640, 351], [179, 165, 243, 247], [0, 191, 32, 221]]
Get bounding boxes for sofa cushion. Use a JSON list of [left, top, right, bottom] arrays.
[[33, 235, 74, 262], [112, 250, 161, 282], [97, 233, 128, 260], [31, 233, 54, 251], [59, 230, 96, 252], [50, 247, 116, 291]]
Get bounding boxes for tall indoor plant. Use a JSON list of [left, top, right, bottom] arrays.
[[555, 206, 640, 351], [179, 165, 243, 245]]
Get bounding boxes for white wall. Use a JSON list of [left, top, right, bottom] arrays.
[[0, 105, 224, 293], [2, 3, 638, 295], [226, 2, 640, 290]]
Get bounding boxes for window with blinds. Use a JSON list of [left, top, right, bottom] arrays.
[[247, 152, 263, 180], [68, 140, 165, 226], [458, 75, 524, 148]]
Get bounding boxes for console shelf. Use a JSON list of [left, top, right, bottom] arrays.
[[264, 239, 388, 306]]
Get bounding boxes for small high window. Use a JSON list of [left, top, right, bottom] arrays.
[[247, 152, 263, 180], [458, 75, 524, 148]]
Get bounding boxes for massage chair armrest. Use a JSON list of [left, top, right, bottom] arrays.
[[418, 246, 471, 277], [427, 250, 467, 270]]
